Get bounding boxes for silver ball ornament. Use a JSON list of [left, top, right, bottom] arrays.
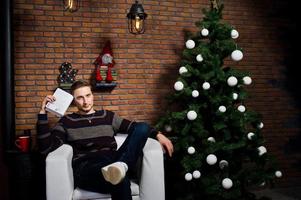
[[193, 170, 201, 179], [201, 28, 209, 36], [243, 76, 252, 85], [196, 54, 203, 62], [227, 76, 238, 87], [222, 178, 233, 189], [179, 66, 188, 74], [219, 160, 229, 169], [192, 90, 199, 98], [185, 40, 195, 49], [258, 122, 264, 129], [275, 171, 282, 178], [185, 173, 193, 181], [238, 105, 246, 112], [231, 29, 239, 39], [174, 81, 184, 91], [187, 110, 197, 120], [258, 146, 267, 156], [206, 154, 217, 165], [247, 132, 255, 140], [202, 82, 210, 90], [231, 50, 243, 61], [164, 125, 172, 132], [232, 93, 238, 100], [207, 137, 216, 143], [218, 106, 226, 113], [187, 146, 195, 154]]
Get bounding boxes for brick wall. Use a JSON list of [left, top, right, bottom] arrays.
[[13, 0, 300, 187]]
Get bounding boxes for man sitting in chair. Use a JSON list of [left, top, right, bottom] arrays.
[[37, 80, 173, 200]]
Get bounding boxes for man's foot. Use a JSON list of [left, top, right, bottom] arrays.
[[101, 162, 128, 185]]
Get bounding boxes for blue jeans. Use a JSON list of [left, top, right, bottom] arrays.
[[74, 122, 150, 200]]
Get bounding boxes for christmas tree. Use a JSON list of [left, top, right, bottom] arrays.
[[156, 1, 282, 200]]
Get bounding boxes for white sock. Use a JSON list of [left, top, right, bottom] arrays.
[[101, 162, 128, 185]]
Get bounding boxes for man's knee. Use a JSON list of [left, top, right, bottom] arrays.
[[134, 122, 150, 138]]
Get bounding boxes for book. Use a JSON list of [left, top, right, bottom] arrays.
[[45, 88, 74, 117]]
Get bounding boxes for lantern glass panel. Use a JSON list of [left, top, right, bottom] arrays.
[[64, 0, 80, 12]]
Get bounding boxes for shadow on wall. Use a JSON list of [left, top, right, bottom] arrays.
[[275, 1, 301, 170], [263, 0, 301, 172], [283, 28, 301, 170], [154, 28, 197, 118]]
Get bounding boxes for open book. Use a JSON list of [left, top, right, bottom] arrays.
[[45, 88, 74, 117]]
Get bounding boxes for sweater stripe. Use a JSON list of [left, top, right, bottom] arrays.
[[67, 125, 114, 141]]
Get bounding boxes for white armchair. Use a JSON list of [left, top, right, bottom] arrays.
[[45, 134, 165, 200]]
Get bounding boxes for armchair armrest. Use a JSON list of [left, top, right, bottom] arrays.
[[46, 144, 74, 200], [140, 138, 165, 200]]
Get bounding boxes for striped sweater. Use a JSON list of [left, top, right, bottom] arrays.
[[37, 110, 154, 163]]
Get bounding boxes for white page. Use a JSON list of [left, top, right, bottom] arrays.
[[45, 88, 74, 117]]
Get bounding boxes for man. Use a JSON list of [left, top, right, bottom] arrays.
[[37, 80, 173, 200]]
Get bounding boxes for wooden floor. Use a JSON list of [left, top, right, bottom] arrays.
[[254, 187, 301, 200]]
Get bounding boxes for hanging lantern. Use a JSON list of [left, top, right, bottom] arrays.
[[63, 0, 80, 13], [126, 1, 147, 34]]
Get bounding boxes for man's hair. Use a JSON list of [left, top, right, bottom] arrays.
[[70, 80, 91, 94]]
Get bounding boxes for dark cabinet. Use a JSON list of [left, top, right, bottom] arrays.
[[6, 151, 46, 200]]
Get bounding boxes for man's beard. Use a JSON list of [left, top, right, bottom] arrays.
[[79, 105, 93, 114]]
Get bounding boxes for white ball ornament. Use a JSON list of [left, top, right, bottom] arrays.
[[222, 178, 233, 189], [227, 76, 238, 87], [247, 132, 255, 140], [260, 182, 266, 187], [275, 171, 282, 178], [164, 125, 172, 132], [202, 82, 210, 90], [258, 122, 264, 129], [243, 76, 252, 85], [193, 170, 201, 179], [187, 146, 195, 154], [179, 66, 188, 74], [185, 40, 195, 49], [232, 93, 238, 100], [174, 81, 184, 91], [201, 28, 209, 36], [218, 106, 226, 113], [196, 54, 204, 62], [238, 105, 246, 113], [206, 154, 217, 165], [231, 29, 239, 39], [185, 173, 193, 181], [207, 137, 216, 143], [231, 50, 243, 61], [219, 160, 229, 169], [192, 90, 199, 98], [258, 146, 267, 156], [187, 110, 197, 120]]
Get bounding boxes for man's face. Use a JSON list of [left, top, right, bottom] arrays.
[[73, 86, 94, 114]]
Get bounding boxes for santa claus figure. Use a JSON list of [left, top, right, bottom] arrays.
[[94, 41, 115, 83]]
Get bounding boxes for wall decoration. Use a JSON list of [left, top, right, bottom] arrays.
[[58, 62, 78, 90], [126, 1, 147, 34], [94, 41, 118, 89]]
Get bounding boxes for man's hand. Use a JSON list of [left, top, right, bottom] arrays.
[[156, 131, 174, 157], [39, 95, 56, 114]]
